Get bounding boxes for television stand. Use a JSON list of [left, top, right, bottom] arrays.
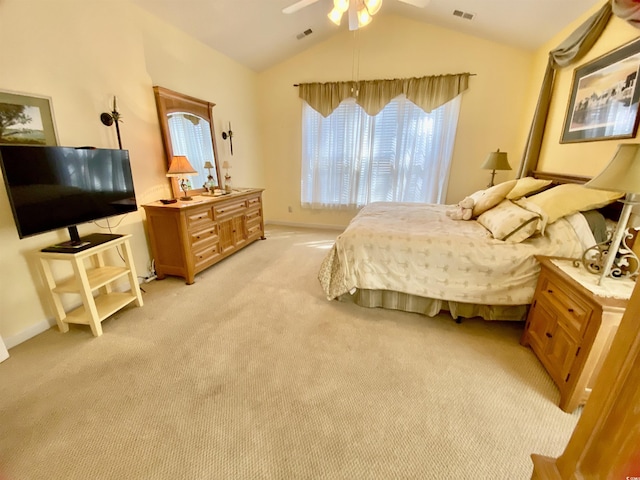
[[37, 233, 143, 336]]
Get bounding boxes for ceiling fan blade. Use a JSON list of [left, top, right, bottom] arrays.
[[282, 0, 322, 14], [397, 0, 431, 8]]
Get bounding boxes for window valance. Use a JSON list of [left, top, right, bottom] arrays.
[[298, 73, 471, 117]]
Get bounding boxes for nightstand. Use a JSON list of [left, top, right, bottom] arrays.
[[520, 256, 632, 413]]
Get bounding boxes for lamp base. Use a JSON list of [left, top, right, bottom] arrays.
[[179, 196, 193, 201], [582, 227, 639, 283]]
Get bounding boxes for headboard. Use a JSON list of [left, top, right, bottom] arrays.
[[532, 170, 622, 220]]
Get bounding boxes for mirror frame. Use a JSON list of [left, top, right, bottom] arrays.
[[153, 86, 222, 198]]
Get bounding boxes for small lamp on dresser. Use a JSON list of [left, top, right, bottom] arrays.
[[166, 155, 197, 201], [583, 143, 640, 285]]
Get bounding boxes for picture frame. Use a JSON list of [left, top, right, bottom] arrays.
[[0, 90, 58, 146], [561, 37, 640, 144]]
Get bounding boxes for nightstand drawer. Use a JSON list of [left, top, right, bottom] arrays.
[[538, 274, 592, 334]]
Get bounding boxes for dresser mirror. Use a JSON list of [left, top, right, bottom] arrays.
[[153, 86, 221, 198]]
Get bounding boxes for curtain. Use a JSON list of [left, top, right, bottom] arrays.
[[168, 113, 213, 190], [517, 2, 613, 178], [298, 73, 470, 117], [301, 94, 461, 208]]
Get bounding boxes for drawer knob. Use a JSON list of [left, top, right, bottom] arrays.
[[545, 332, 553, 338], [568, 308, 574, 313], [547, 289, 553, 294]]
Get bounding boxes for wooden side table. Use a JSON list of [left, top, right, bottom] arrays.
[[38, 234, 143, 337], [520, 256, 631, 412]]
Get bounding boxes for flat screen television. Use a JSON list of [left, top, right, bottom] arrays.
[[0, 145, 138, 249]]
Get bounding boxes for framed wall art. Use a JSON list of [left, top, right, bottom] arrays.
[[0, 90, 58, 145], [561, 37, 640, 144]]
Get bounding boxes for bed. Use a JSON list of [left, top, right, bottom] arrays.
[[318, 173, 623, 321]]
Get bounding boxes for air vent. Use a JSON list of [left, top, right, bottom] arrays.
[[296, 28, 313, 40], [453, 9, 475, 20]]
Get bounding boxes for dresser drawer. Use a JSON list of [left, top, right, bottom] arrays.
[[247, 223, 263, 239], [247, 195, 262, 209], [213, 200, 246, 219], [190, 225, 218, 249], [538, 274, 592, 335], [245, 208, 262, 225], [193, 242, 221, 271], [187, 206, 215, 231]]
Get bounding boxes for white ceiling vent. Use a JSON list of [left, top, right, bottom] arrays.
[[453, 9, 475, 20], [296, 28, 313, 40]]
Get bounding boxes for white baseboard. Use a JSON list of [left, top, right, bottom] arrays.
[[4, 318, 56, 350], [265, 220, 344, 231], [0, 336, 9, 362]]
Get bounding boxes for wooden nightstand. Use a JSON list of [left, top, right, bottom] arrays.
[[520, 256, 631, 413]]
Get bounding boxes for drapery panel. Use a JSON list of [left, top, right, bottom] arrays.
[[298, 73, 470, 117], [517, 2, 613, 178]]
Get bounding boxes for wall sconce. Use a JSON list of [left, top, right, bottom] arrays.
[[481, 149, 511, 187], [221, 122, 233, 155], [100, 95, 123, 149], [166, 155, 197, 201]]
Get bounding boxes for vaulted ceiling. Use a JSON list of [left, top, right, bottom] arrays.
[[131, 0, 603, 72]]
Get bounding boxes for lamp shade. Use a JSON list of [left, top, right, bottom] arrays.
[[222, 161, 231, 169], [203, 161, 214, 169], [585, 143, 640, 194], [166, 155, 197, 177], [481, 149, 511, 171]]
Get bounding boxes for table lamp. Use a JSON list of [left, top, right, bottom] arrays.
[[481, 149, 511, 187], [583, 143, 640, 285], [203, 160, 216, 191], [166, 155, 197, 201]]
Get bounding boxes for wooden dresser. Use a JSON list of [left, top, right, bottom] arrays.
[[143, 188, 265, 284], [520, 256, 631, 413]]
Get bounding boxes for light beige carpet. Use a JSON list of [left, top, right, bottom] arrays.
[[0, 226, 580, 479]]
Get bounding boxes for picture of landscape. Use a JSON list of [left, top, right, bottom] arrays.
[[0, 103, 47, 145], [0, 91, 58, 146]]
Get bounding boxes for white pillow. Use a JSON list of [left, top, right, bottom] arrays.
[[477, 199, 543, 243]]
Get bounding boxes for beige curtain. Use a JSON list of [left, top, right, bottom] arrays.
[[298, 73, 471, 117], [517, 2, 612, 178]]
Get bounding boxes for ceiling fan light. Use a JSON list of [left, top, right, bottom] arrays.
[[334, 0, 349, 12], [364, 0, 382, 15], [358, 8, 372, 27], [328, 7, 343, 25]]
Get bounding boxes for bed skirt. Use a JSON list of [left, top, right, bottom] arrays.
[[338, 289, 529, 321]]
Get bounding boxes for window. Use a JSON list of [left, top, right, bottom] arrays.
[[301, 94, 461, 208]]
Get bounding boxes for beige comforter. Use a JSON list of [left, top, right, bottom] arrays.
[[319, 202, 585, 306]]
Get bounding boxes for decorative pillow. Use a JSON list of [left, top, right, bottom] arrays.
[[506, 177, 552, 200], [470, 179, 518, 217], [526, 183, 624, 224], [477, 199, 542, 243]]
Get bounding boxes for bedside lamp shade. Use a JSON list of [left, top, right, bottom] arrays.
[[584, 143, 640, 284], [481, 149, 511, 187], [166, 155, 197, 200]]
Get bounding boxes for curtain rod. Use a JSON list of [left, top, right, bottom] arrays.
[[292, 73, 477, 86]]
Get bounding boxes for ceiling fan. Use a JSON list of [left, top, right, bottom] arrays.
[[283, 0, 431, 31]]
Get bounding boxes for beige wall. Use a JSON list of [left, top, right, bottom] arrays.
[[0, 0, 262, 345], [257, 15, 535, 228], [531, 6, 640, 176]]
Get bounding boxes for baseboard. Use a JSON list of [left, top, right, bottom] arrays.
[[4, 318, 56, 349], [265, 220, 344, 231]]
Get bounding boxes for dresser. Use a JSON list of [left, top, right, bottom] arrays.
[[142, 188, 265, 284], [520, 256, 631, 413]]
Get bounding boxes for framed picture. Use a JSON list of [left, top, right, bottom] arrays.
[[0, 90, 58, 145], [561, 37, 640, 144]]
